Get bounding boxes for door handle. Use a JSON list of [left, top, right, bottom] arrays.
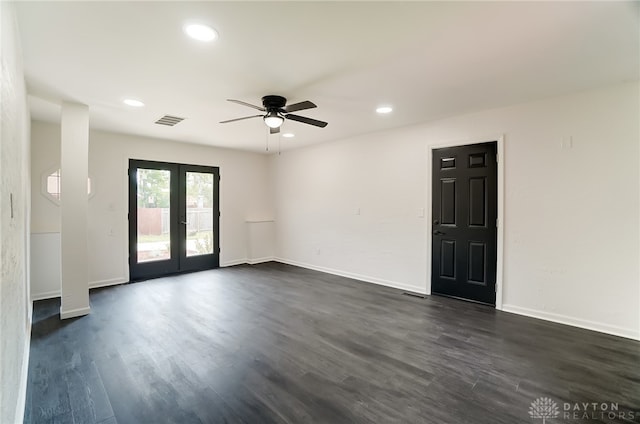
[[181, 221, 188, 225], [433, 230, 445, 236]]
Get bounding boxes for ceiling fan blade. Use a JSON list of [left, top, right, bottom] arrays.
[[284, 100, 317, 113], [270, 126, 280, 135], [219, 114, 263, 124], [285, 114, 328, 128], [227, 99, 265, 112]]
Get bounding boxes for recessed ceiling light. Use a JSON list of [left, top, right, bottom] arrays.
[[184, 23, 218, 42], [376, 106, 393, 114], [282, 133, 295, 138], [123, 99, 144, 107]]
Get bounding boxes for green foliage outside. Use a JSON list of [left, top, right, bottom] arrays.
[[137, 169, 170, 208], [137, 169, 214, 208]]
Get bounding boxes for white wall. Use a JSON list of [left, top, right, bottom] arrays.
[[246, 220, 276, 264], [0, 2, 32, 423], [30, 119, 61, 299], [272, 82, 640, 340], [30, 121, 274, 297], [28, 83, 640, 341]]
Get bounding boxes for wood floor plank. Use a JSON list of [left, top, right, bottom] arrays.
[[25, 262, 640, 423]]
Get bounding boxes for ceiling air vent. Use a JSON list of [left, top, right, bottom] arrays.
[[155, 115, 185, 126]]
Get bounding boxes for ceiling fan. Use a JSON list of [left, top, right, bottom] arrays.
[[220, 95, 328, 134]]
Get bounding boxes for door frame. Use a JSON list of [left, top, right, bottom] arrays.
[[426, 135, 505, 310], [128, 160, 180, 280], [125, 158, 221, 282]]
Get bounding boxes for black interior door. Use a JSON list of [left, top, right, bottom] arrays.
[[129, 160, 220, 281], [431, 142, 497, 305]]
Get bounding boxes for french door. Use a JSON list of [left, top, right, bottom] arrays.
[[128, 160, 220, 281]]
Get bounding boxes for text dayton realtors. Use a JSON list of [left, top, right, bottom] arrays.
[[562, 402, 636, 421]]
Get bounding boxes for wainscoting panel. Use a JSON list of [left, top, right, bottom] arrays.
[[30, 233, 61, 300]]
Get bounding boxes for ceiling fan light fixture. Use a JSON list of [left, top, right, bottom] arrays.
[[221, 96, 328, 130], [264, 111, 284, 128]]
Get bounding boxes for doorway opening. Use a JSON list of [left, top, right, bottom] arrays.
[[128, 160, 220, 281]]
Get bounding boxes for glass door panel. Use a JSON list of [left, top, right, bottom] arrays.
[[185, 172, 214, 257], [178, 164, 220, 273], [136, 168, 171, 263]]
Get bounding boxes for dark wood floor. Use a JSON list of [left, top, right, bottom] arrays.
[[25, 262, 640, 424]]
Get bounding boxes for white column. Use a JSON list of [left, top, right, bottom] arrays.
[[60, 102, 90, 319]]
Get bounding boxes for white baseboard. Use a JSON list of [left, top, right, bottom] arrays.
[[222, 257, 276, 266], [15, 320, 31, 424], [32, 290, 61, 301], [32, 277, 128, 301], [247, 256, 275, 265], [60, 305, 91, 320], [502, 304, 640, 341], [89, 277, 127, 289], [274, 257, 427, 295], [220, 258, 248, 267]]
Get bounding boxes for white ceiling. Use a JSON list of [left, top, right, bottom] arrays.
[[14, 1, 639, 153]]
